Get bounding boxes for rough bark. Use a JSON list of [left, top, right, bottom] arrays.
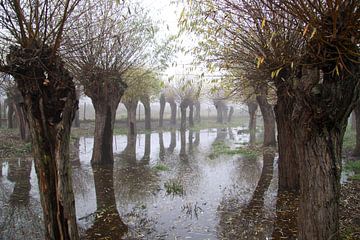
[[169, 100, 177, 126], [274, 85, 299, 192], [141, 96, 151, 131], [6, 45, 79, 239], [124, 99, 138, 136], [189, 103, 194, 127], [11, 90, 30, 141], [292, 64, 359, 240], [159, 94, 165, 127], [256, 92, 276, 147], [352, 103, 360, 156], [247, 101, 258, 145]]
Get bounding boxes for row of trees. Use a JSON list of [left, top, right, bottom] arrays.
[[0, 0, 176, 239], [182, 0, 359, 239]]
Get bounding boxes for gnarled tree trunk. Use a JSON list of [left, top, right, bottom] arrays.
[[86, 77, 126, 166], [6, 45, 79, 239], [292, 64, 359, 240]]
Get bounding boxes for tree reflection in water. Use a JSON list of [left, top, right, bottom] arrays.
[[217, 151, 275, 239], [0, 158, 43, 239], [84, 163, 127, 239]]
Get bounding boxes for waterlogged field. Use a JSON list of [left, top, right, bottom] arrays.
[[0, 127, 285, 239]]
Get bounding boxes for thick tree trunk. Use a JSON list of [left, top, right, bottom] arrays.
[[227, 106, 234, 123], [195, 101, 201, 123], [247, 101, 258, 145], [189, 103, 194, 127], [159, 94, 165, 127], [124, 100, 138, 136], [352, 103, 360, 156], [141, 96, 151, 131], [274, 89, 299, 192], [169, 100, 177, 126], [256, 93, 276, 147], [296, 128, 342, 240], [6, 45, 79, 239], [291, 63, 359, 239], [91, 101, 117, 165]]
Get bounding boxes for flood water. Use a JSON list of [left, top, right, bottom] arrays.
[[0, 127, 285, 239]]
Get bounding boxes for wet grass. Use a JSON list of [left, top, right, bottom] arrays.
[[209, 141, 259, 160], [164, 179, 185, 196], [0, 129, 32, 157], [343, 128, 356, 152], [344, 160, 360, 180], [153, 163, 169, 172]]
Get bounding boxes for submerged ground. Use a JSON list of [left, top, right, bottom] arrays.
[[0, 122, 359, 239]]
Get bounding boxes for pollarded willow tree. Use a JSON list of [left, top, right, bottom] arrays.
[[0, 0, 81, 239], [184, 0, 360, 239], [65, 0, 169, 165], [173, 76, 202, 130], [122, 68, 161, 135]]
